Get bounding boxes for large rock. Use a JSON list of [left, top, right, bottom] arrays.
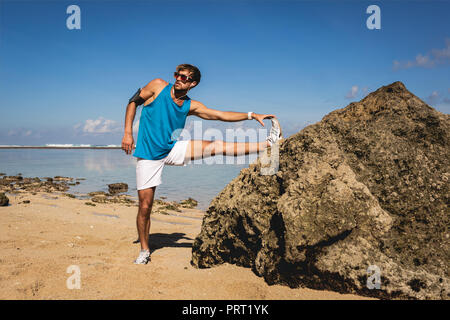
[[191, 81, 449, 299]]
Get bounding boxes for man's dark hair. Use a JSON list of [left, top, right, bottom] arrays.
[[176, 64, 201, 87]]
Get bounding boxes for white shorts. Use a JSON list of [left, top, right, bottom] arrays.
[[136, 140, 190, 190]]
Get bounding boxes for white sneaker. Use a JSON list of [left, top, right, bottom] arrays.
[[134, 250, 151, 264], [266, 118, 283, 147]]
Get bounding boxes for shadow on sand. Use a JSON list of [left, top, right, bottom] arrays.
[[133, 232, 193, 254]]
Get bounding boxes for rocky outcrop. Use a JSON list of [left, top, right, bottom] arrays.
[[153, 198, 199, 214], [191, 81, 449, 299], [0, 192, 9, 206], [90, 193, 135, 205], [0, 176, 72, 193], [180, 197, 199, 209]]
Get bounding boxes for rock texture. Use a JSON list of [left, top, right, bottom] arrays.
[[85, 191, 134, 205], [108, 183, 128, 194], [191, 81, 449, 299], [0, 192, 9, 206], [0, 176, 71, 194]]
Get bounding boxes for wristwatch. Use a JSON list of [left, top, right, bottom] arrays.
[[248, 112, 254, 120]]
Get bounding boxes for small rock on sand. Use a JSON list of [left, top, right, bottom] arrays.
[[180, 197, 198, 208], [108, 183, 128, 194]]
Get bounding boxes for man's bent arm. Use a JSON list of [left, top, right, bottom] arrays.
[[124, 102, 138, 136], [122, 78, 165, 154], [122, 101, 139, 155]]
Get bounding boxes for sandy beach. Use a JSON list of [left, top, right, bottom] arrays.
[[0, 190, 371, 300]]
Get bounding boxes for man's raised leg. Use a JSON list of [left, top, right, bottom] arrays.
[[186, 140, 269, 160]]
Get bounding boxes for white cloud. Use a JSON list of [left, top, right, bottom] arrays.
[[393, 53, 435, 70], [82, 117, 121, 134], [431, 39, 450, 59], [345, 85, 359, 99], [393, 38, 450, 70]]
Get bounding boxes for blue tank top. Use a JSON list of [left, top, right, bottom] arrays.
[[133, 83, 191, 160]]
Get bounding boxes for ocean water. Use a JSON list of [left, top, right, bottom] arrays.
[[0, 149, 257, 210]]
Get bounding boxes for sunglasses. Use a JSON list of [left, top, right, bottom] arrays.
[[174, 72, 194, 82]]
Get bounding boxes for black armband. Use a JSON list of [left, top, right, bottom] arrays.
[[129, 88, 146, 106]]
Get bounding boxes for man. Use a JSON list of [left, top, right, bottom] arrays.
[[121, 64, 282, 264]]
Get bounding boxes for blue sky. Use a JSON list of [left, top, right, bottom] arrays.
[[0, 0, 449, 145]]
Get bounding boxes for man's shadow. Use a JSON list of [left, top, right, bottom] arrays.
[[133, 233, 193, 254]]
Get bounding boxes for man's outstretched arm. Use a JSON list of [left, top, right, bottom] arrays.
[[188, 100, 276, 127], [122, 78, 166, 154]]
